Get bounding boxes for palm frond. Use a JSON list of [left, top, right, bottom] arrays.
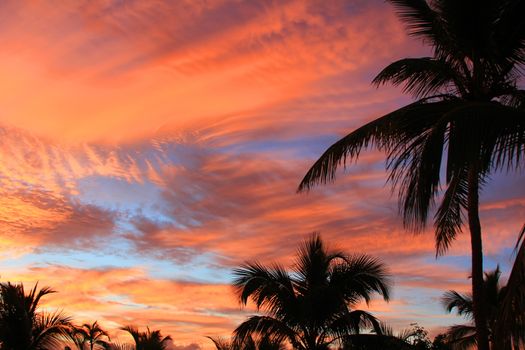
[[387, 0, 447, 47], [373, 57, 462, 97], [233, 316, 299, 350], [442, 291, 473, 319], [330, 255, 391, 305], [232, 262, 296, 316], [326, 310, 381, 338], [206, 336, 232, 350], [388, 116, 447, 233], [434, 166, 468, 255], [445, 325, 477, 350], [32, 310, 72, 350], [298, 98, 460, 192]]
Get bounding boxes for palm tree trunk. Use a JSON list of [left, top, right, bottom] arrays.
[[467, 166, 490, 350]]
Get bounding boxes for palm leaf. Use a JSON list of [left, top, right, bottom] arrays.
[[233, 316, 300, 350], [298, 98, 461, 192], [373, 57, 464, 97], [445, 325, 477, 350]]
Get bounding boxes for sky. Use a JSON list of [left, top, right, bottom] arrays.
[[0, 0, 524, 347]]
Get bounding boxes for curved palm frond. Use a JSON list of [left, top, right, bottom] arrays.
[[121, 326, 141, 348], [330, 255, 391, 305], [325, 310, 381, 339], [206, 336, 232, 350], [442, 291, 473, 319], [233, 316, 299, 350], [233, 261, 296, 318], [373, 57, 464, 97], [433, 166, 468, 255], [121, 325, 171, 350], [298, 98, 461, 192], [445, 325, 477, 350], [32, 311, 72, 350], [387, 0, 449, 53]]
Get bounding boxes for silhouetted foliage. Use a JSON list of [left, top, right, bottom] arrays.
[[121, 326, 171, 350], [494, 226, 525, 349], [69, 321, 110, 350], [431, 334, 451, 350], [0, 282, 71, 350], [343, 322, 424, 350], [442, 266, 518, 349], [299, 1, 525, 349], [232, 233, 391, 350], [207, 333, 286, 350]]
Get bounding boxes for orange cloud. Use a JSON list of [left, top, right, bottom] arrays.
[[4, 265, 244, 345], [0, 0, 413, 143]]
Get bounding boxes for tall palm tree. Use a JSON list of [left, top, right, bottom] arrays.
[[0, 282, 71, 350], [70, 321, 110, 350], [120, 326, 171, 350], [442, 268, 504, 349], [232, 233, 391, 350], [298, 1, 525, 349]]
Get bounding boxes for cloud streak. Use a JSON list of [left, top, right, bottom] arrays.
[[0, 0, 523, 346]]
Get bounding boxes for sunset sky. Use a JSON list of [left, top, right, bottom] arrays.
[[0, 0, 524, 347]]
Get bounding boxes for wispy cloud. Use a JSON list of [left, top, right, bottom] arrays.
[[0, 0, 523, 344]]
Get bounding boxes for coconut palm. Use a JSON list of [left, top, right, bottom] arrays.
[[70, 321, 110, 350], [0, 282, 71, 350], [298, 1, 525, 349], [232, 233, 391, 350], [120, 326, 171, 350], [442, 268, 504, 349]]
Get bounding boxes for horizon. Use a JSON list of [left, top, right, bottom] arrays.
[[0, 0, 524, 348]]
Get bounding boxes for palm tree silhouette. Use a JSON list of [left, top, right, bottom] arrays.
[[232, 233, 390, 350], [207, 333, 285, 350], [494, 226, 525, 349], [120, 326, 172, 350], [298, 2, 525, 349], [442, 268, 504, 349], [0, 282, 71, 350], [70, 321, 110, 350]]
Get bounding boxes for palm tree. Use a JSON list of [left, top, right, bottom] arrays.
[[494, 225, 525, 349], [70, 321, 110, 350], [120, 326, 171, 350], [207, 333, 286, 350], [232, 233, 391, 350], [0, 282, 71, 350], [442, 268, 504, 349], [298, 2, 525, 349]]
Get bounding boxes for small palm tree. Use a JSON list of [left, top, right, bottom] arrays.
[[0, 282, 71, 350], [494, 226, 525, 349], [442, 268, 504, 349], [298, 2, 525, 349], [232, 233, 391, 350], [70, 321, 110, 350], [207, 333, 285, 350], [121, 326, 171, 350]]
